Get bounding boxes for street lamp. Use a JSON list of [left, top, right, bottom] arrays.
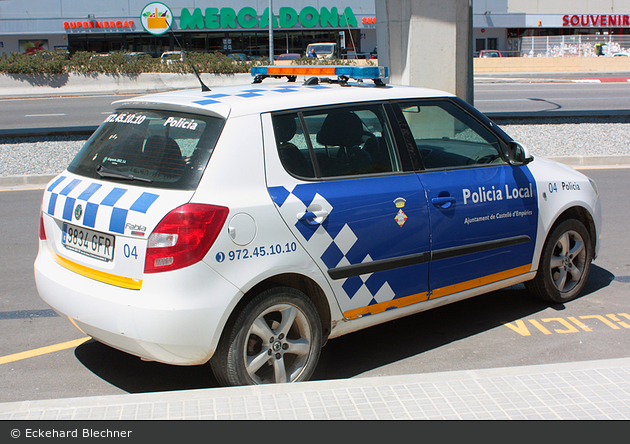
[[269, 0, 274, 64]]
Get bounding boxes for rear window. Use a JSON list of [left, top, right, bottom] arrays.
[[67, 109, 225, 190]]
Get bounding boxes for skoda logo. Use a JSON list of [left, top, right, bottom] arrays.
[[74, 204, 83, 220]]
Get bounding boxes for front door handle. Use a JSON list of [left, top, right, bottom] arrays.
[[297, 210, 329, 225], [432, 196, 456, 209]]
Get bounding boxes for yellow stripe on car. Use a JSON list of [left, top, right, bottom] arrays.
[[344, 264, 532, 320], [52, 252, 143, 290]]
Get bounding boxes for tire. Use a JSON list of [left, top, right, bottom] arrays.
[[211, 286, 322, 386], [526, 219, 592, 304]]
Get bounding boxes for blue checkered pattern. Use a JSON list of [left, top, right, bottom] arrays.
[[269, 184, 395, 312], [193, 84, 331, 106], [45, 176, 159, 235]]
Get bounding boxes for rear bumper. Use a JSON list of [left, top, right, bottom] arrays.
[[34, 241, 242, 365]]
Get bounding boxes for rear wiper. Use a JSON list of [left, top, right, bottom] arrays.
[[96, 165, 152, 183]]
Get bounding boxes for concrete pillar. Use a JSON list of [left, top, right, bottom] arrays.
[[376, 0, 473, 104]]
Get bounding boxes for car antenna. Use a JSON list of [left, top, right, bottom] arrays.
[[169, 28, 211, 92]]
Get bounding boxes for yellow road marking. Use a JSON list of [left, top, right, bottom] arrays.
[[504, 313, 630, 336], [0, 337, 91, 365], [0, 186, 46, 192]]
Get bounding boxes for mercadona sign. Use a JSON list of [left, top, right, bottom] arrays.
[[179, 6, 358, 30]]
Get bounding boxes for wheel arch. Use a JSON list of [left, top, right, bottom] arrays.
[[526, 205, 596, 303], [548, 205, 597, 259], [225, 273, 333, 344]]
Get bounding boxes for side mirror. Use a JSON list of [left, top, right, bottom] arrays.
[[506, 141, 533, 165]]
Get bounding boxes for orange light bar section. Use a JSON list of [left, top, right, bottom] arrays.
[[266, 66, 337, 76]]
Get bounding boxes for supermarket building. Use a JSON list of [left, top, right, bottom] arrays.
[[0, 1, 378, 57], [1, 1, 630, 57]]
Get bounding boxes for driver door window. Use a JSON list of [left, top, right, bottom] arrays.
[[397, 100, 506, 170]]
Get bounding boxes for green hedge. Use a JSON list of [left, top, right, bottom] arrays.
[[0, 50, 366, 75], [0, 50, 68, 74]]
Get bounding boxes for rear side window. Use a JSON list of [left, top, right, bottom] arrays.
[[272, 104, 401, 179], [67, 109, 225, 190]]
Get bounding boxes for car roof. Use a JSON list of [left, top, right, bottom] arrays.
[[112, 80, 453, 120]]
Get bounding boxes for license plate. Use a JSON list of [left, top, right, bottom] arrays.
[[62, 223, 115, 262]]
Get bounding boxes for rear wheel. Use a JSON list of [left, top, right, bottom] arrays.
[[526, 219, 592, 304], [211, 286, 322, 386]]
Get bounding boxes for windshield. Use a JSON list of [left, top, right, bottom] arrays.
[[308, 45, 334, 54], [67, 109, 225, 190]]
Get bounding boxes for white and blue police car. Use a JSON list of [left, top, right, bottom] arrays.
[[35, 66, 602, 386]]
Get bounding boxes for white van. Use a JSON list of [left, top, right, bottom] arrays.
[[305, 43, 337, 59]]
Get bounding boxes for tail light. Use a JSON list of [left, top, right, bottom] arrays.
[[144, 203, 229, 274], [39, 212, 47, 240]]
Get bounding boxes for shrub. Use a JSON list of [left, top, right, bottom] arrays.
[[66, 51, 158, 74], [290, 56, 352, 66], [0, 50, 68, 74], [289, 56, 374, 66], [0, 50, 367, 75]]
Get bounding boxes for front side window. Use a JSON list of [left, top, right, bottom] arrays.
[[68, 109, 225, 190], [397, 100, 506, 170], [272, 104, 401, 179]]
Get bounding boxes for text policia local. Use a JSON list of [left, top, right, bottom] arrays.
[[462, 183, 534, 206]]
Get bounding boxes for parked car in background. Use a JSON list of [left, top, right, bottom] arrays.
[[125, 52, 152, 61], [227, 53, 250, 61], [89, 53, 111, 60], [479, 50, 502, 58], [160, 51, 183, 65], [276, 53, 301, 61]]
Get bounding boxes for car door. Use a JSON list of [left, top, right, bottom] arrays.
[[393, 98, 539, 299], [264, 103, 432, 320]]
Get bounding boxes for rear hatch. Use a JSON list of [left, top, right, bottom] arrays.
[[41, 108, 225, 288]]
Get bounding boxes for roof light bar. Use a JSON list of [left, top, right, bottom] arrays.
[[251, 65, 389, 86]]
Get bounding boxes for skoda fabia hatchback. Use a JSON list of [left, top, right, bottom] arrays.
[[35, 66, 602, 386]]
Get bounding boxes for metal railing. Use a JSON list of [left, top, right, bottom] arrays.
[[519, 35, 630, 57]]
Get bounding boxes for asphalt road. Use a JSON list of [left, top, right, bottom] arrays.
[[0, 168, 627, 403], [1, 81, 630, 133], [0, 94, 124, 131], [474, 81, 630, 114]]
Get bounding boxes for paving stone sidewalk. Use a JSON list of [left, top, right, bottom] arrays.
[[1, 357, 629, 420]]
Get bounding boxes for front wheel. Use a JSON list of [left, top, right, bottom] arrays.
[[211, 287, 322, 386], [526, 219, 592, 304]]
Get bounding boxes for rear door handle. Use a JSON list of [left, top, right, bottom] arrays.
[[432, 196, 456, 209], [297, 210, 329, 225]]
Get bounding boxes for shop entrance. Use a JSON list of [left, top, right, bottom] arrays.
[[67, 29, 362, 59]]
